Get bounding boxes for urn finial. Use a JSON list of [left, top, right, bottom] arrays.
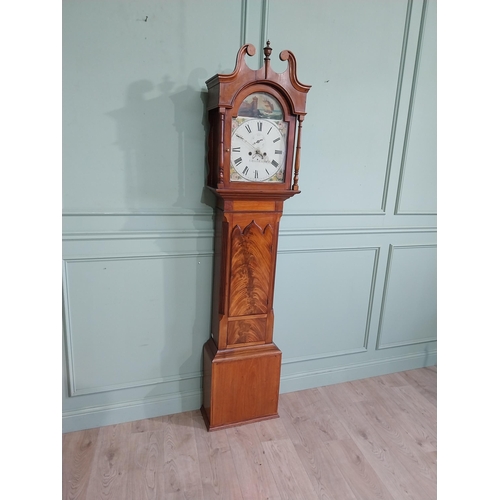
[[264, 40, 272, 60]]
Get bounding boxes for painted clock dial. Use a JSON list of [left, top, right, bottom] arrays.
[[230, 92, 287, 183]]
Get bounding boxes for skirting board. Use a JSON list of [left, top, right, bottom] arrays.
[[62, 350, 436, 433], [279, 349, 437, 394], [62, 391, 203, 434]]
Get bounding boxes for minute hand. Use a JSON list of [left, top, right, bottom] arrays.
[[235, 134, 256, 150]]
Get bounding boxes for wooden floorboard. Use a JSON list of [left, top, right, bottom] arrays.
[[62, 367, 437, 500], [86, 421, 130, 500]]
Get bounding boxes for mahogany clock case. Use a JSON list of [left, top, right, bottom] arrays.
[[201, 43, 310, 431]]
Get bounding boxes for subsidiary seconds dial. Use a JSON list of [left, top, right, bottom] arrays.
[[230, 118, 286, 182]]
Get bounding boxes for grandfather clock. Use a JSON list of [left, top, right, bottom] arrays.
[[201, 42, 310, 430]]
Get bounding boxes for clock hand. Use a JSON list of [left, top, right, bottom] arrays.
[[235, 134, 256, 150]]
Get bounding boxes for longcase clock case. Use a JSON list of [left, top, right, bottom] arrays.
[[201, 43, 310, 431]]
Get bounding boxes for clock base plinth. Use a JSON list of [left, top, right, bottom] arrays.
[[201, 339, 282, 431]]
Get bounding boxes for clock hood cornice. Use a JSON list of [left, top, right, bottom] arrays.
[[206, 42, 311, 116]]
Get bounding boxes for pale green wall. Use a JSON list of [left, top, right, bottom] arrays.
[[63, 0, 436, 432]]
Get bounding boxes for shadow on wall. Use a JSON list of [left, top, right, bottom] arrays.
[[103, 68, 214, 418], [107, 68, 209, 211]]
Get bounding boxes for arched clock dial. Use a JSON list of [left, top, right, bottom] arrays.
[[230, 118, 287, 182]]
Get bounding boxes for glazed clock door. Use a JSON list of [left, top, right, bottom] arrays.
[[230, 92, 288, 183]]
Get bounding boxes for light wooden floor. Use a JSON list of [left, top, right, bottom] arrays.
[[63, 366, 436, 500]]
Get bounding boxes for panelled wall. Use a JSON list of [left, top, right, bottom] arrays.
[[62, 0, 436, 432]]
